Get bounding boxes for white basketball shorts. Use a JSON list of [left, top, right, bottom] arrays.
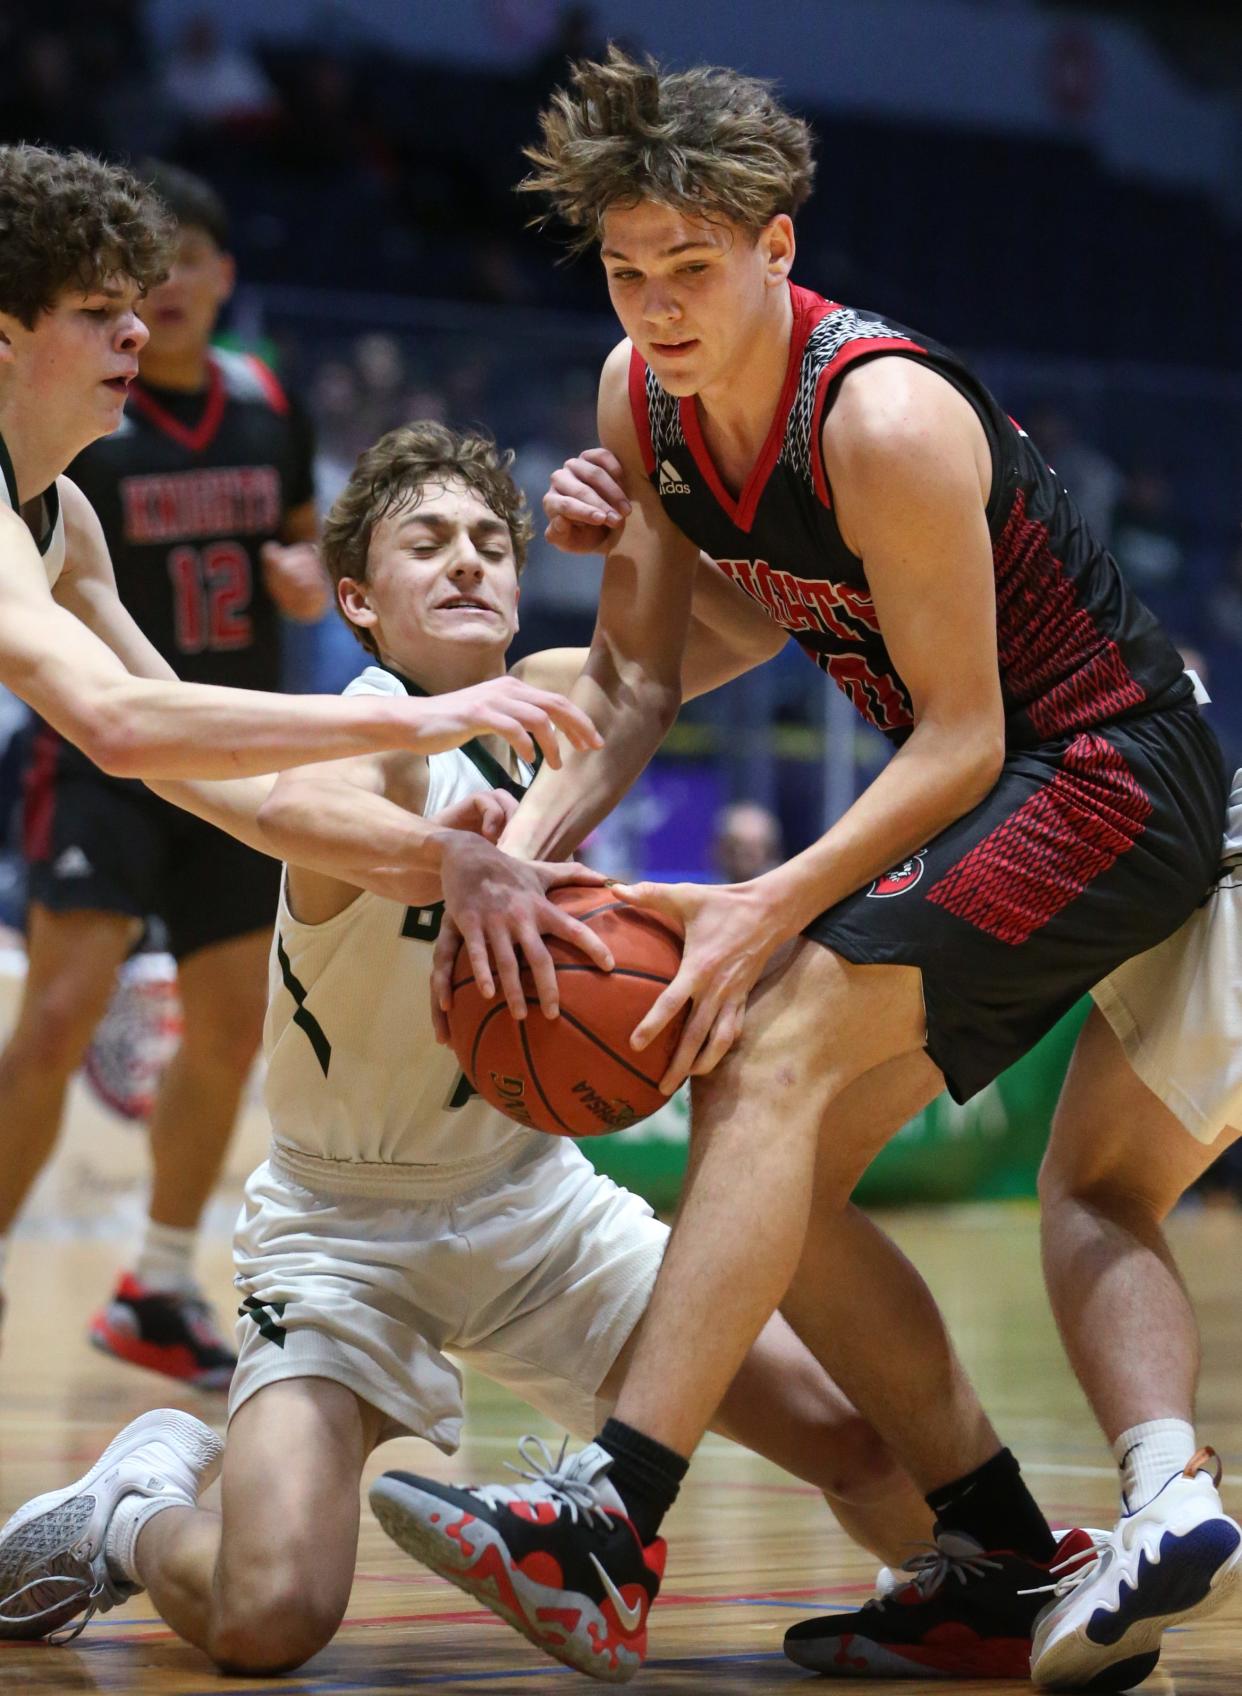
[[1091, 770, 1242, 1143], [230, 1134, 667, 1449]]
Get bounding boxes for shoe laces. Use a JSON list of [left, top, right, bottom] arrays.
[[0, 1562, 134, 1644], [474, 1435, 616, 1531], [1018, 1532, 1110, 1601], [869, 1540, 1004, 1609]]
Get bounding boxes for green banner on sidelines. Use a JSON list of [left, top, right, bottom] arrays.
[[579, 999, 1091, 1211]]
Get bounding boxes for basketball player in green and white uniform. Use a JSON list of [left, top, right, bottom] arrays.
[[0, 422, 936, 1673]]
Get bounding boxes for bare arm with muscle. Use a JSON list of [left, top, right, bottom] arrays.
[[619, 357, 1006, 1089], [3, 477, 600, 782]]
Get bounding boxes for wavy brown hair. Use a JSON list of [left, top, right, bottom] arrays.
[[0, 144, 175, 326], [323, 421, 534, 657], [521, 45, 815, 252]]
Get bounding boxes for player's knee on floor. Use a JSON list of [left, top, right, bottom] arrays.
[[209, 1584, 344, 1676]]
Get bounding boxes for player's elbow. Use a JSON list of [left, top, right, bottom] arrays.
[[961, 721, 1006, 802], [256, 779, 305, 855], [72, 700, 143, 778]]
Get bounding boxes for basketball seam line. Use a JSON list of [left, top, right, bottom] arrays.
[[450, 964, 673, 993], [554, 1006, 666, 1092], [519, 1017, 573, 1132]]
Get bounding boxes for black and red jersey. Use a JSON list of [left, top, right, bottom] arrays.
[[630, 284, 1190, 748], [67, 348, 316, 695]]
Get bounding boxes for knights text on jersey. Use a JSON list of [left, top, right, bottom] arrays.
[[263, 665, 539, 1197], [629, 284, 1190, 750], [65, 349, 315, 693]]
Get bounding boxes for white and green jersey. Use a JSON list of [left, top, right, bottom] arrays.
[[263, 665, 541, 1199], [0, 431, 64, 588]]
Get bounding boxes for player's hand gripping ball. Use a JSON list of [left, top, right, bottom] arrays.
[[447, 886, 687, 1136]]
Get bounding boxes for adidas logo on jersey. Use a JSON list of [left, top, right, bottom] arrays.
[[658, 458, 692, 496], [52, 845, 93, 879]]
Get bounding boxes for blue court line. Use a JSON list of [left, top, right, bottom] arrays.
[[90, 1650, 795, 1694]]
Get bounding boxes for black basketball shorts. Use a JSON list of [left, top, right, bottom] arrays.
[[804, 702, 1227, 1102], [22, 728, 280, 962]]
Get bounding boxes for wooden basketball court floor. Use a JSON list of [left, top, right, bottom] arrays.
[[2, 1054, 1241, 1692]]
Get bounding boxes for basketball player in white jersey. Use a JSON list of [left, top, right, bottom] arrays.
[[545, 444, 1242, 1688], [0, 422, 934, 1671], [0, 143, 600, 840]]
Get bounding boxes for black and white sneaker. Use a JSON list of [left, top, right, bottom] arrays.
[[369, 1437, 665, 1683], [784, 1526, 1098, 1679]]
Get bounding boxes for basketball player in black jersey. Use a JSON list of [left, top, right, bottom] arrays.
[[374, 50, 1229, 1685], [0, 163, 330, 1386]]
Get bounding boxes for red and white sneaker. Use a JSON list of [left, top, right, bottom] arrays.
[[369, 1437, 664, 1683], [783, 1526, 1098, 1679], [88, 1274, 236, 1390]]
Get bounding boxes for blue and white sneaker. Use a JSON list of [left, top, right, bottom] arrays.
[[1031, 1448, 1242, 1691]]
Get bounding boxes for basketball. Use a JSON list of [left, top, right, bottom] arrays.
[[446, 885, 687, 1137]]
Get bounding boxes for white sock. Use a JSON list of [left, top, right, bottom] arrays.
[[133, 1220, 198, 1296], [104, 1491, 191, 1586], [1113, 1419, 1198, 1512]]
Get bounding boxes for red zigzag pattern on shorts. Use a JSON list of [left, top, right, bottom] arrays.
[[925, 732, 1152, 945]]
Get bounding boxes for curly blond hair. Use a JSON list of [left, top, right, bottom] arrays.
[[521, 45, 815, 251], [323, 422, 534, 657], [0, 144, 174, 326]]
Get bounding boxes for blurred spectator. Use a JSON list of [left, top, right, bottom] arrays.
[[712, 801, 784, 883], [1028, 406, 1122, 545], [161, 13, 278, 132], [1209, 538, 1242, 647], [1111, 465, 1187, 595]]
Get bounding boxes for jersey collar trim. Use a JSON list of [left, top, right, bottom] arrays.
[[379, 664, 539, 797], [126, 357, 227, 455], [0, 429, 59, 558], [677, 282, 826, 535]]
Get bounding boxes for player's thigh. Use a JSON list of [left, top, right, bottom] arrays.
[[1040, 1006, 1236, 1218], [217, 1376, 385, 1624], [692, 942, 929, 1139], [163, 818, 280, 1006], [10, 904, 141, 1059], [690, 946, 934, 1193], [174, 926, 271, 1063]]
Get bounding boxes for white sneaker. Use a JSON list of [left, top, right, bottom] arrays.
[[0, 1408, 222, 1642], [1031, 1449, 1242, 1690]]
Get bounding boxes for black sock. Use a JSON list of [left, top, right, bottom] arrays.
[[926, 1448, 1056, 1561], [598, 1417, 688, 1544]]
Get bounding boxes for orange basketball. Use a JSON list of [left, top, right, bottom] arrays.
[[446, 884, 687, 1137]]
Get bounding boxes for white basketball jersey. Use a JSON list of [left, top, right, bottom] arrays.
[[264, 665, 540, 1198], [0, 434, 65, 588]]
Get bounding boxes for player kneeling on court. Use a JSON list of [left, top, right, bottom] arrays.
[[0, 422, 935, 1673]]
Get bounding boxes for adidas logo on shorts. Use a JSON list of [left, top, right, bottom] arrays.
[[53, 845, 93, 879]]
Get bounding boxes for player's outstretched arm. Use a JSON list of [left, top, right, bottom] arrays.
[[0, 482, 600, 780], [261, 750, 611, 1007]]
